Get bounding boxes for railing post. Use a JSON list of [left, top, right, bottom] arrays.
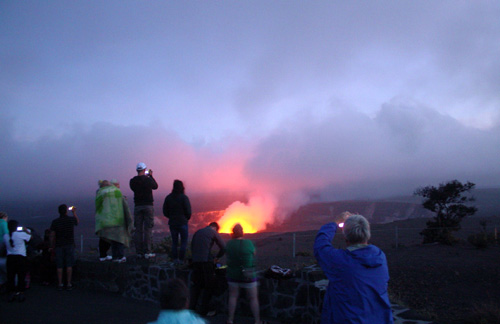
[[395, 226, 399, 248], [293, 233, 296, 258]]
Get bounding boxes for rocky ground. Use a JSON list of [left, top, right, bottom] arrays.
[[386, 243, 500, 324]]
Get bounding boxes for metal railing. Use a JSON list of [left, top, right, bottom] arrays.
[[78, 225, 499, 257]]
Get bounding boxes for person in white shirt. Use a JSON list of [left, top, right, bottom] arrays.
[[3, 219, 31, 302]]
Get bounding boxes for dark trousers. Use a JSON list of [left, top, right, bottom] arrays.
[[99, 238, 124, 259], [133, 205, 154, 255], [6, 255, 27, 293], [190, 262, 216, 315], [99, 238, 111, 258], [169, 224, 188, 261]]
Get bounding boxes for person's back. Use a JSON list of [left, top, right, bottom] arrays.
[[50, 204, 79, 290], [191, 225, 225, 263], [149, 309, 206, 324], [226, 238, 255, 279], [320, 244, 391, 323], [95, 185, 125, 230], [163, 193, 191, 226], [189, 222, 225, 316], [51, 213, 78, 247], [130, 174, 158, 206], [129, 163, 158, 258], [163, 180, 191, 263], [314, 214, 393, 324]]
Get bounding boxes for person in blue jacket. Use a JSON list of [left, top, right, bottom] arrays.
[[314, 213, 393, 324]]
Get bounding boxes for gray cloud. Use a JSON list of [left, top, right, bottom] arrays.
[[1, 2, 499, 212], [1, 100, 498, 207], [246, 99, 500, 200]]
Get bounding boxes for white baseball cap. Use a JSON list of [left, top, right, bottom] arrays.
[[136, 162, 147, 171]]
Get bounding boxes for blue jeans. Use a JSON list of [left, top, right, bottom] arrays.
[[169, 224, 188, 261], [134, 205, 154, 255]]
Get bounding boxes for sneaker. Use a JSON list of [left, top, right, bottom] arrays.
[[58, 284, 64, 291], [99, 255, 112, 262], [144, 253, 156, 259], [66, 284, 73, 291], [112, 256, 127, 263]]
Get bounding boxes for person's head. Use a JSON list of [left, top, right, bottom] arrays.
[[58, 204, 68, 216], [7, 219, 18, 234], [172, 179, 185, 194], [136, 162, 147, 175], [160, 278, 189, 310], [110, 179, 120, 188], [343, 214, 371, 245], [231, 223, 244, 239], [0, 211, 8, 221], [209, 222, 220, 232], [99, 180, 110, 188]]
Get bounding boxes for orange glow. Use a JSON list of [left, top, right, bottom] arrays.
[[218, 196, 276, 234], [219, 217, 258, 234]]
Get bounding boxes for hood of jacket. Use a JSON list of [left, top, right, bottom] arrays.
[[346, 244, 385, 269]]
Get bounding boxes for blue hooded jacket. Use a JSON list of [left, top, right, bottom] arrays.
[[314, 223, 393, 324], [148, 309, 206, 324]]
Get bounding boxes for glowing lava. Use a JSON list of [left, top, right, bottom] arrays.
[[218, 196, 276, 234], [219, 217, 258, 234]]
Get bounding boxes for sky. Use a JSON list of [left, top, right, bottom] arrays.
[[1, 1, 500, 218]]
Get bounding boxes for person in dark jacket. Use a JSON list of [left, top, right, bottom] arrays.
[[129, 162, 158, 259], [189, 222, 225, 317], [163, 180, 191, 264], [314, 213, 393, 324]]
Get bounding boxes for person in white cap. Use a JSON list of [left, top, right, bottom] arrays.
[[129, 162, 158, 259]]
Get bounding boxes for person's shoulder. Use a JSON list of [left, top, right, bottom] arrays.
[[244, 238, 255, 247], [369, 244, 387, 256], [191, 227, 203, 238], [153, 310, 206, 324], [177, 310, 206, 323], [130, 175, 142, 183]]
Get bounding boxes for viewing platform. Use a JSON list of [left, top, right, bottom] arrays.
[[75, 255, 436, 324]]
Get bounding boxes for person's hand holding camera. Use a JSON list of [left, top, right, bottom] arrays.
[[335, 211, 352, 228]]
